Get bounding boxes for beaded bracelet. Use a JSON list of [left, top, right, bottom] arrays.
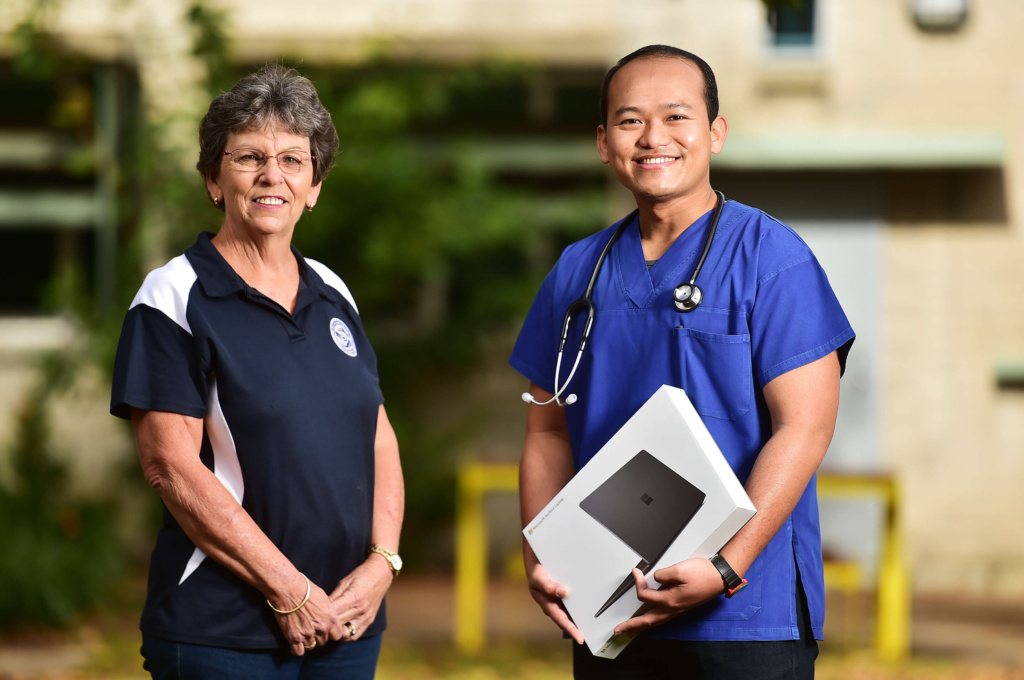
[[267, 573, 311, 614]]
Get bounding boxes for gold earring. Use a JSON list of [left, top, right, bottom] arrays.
[[212, 196, 220, 206], [305, 204, 314, 213]]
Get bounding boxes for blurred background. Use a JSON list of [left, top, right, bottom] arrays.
[[1, 0, 1023, 677]]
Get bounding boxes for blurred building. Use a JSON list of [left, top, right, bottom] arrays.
[[1, 0, 1022, 596]]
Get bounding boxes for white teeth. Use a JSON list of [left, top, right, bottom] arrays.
[[255, 197, 284, 205], [638, 157, 676, 165]]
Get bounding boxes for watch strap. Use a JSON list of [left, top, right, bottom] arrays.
[[368, 545, 401, 575], [710, 553, 747, 598]]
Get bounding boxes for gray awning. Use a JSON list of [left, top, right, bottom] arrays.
[[714, 132, 1006, 170]]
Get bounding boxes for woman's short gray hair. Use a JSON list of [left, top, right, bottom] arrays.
[[197, 64, 339, 192]]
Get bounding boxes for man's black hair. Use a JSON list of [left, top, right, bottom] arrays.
[[599, 45, 719, 129]]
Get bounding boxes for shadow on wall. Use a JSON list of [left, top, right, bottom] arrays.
[[716, 168, 1008, 225]]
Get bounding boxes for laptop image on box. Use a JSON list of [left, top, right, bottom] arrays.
[[579, 449, 706, 617]]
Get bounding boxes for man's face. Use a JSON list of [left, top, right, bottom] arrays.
[[598, 57, 726, 205]]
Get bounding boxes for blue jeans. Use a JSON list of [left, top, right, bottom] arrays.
[[141, 634, 382, 680], [572, 584, 818, 680]]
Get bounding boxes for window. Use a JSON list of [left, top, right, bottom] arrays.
[[767, 0, 817, 47], [0, 62, 134, 325]]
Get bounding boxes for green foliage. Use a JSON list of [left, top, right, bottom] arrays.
[[296, 60, 602, 341], [187, 1, 231, 93], [9, 0, 609, 586], [760, 0, 810, 10], [287, 62, 605, 563], [10, 0, 66, 80], [0, 354, 124, 628], [2, 0, 142, 631]]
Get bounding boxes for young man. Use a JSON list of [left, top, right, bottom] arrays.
[[510, 45, 855, 679]]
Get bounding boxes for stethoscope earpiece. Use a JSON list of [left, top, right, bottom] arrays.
[[522, 391, 578, 407]]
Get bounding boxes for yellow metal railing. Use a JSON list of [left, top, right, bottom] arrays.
[[816, 472, 909, 661], [454, 463, 908, 661]]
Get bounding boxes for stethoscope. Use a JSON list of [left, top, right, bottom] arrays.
[[522, 191, 726, 407]]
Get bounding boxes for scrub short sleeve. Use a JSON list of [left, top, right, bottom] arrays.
[[751, 254, 855, 388], [509, 267, 560, 394], [110, 304, 208, 420]]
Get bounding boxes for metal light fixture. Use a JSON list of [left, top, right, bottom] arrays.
[[913, 0, 968, 32]]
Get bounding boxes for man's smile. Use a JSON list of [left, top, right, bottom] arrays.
[[635, 156, 679, 165]]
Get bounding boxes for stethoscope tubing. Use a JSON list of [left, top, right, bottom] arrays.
[[685, 190, 725, 289], [525, 192, 725, 408]]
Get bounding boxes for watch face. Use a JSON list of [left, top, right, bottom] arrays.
[[390, 554, 403, 571]]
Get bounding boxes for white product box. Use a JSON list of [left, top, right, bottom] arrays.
[[523, 385, 756, 658]]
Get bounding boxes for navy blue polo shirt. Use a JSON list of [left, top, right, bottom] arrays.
[[111, 232, 386, 648]]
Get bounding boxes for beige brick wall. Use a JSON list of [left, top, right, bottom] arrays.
[[887, 227, 1024, 593]]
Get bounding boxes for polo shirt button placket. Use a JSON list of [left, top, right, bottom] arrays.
[[245, 289, 307, 341]]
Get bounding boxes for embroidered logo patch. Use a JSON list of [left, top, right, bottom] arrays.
[[330, 318, 358, 357]]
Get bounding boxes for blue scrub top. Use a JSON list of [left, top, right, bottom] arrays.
[[510, 199, 854, 642]]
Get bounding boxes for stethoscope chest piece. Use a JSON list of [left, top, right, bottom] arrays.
[[673, 282, 703, 312], [670, 189, 725, 314]]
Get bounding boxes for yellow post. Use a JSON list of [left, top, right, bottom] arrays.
[[453, 462, 520, 655], [454, 465, 487, 654], [876, 481, 910, 662]]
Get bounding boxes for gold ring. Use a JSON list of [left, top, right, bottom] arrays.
[[304, 641, 316, 650], [345, 622, 357, 637]]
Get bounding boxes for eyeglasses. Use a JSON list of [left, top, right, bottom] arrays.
[[222, 148, 316, 174]]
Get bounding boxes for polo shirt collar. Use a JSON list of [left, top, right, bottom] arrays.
[[185, 231, 344, 306]]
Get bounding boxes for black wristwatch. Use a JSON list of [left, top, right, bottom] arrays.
[[710, 553, 748, 598]]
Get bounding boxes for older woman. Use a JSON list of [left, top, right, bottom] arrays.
[[110, 65, 404, 679]]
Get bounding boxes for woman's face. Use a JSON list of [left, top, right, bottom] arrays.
[[206, 126, 322, 240]]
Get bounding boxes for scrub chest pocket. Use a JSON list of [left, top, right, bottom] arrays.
[[670, 328, 752, 421]]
